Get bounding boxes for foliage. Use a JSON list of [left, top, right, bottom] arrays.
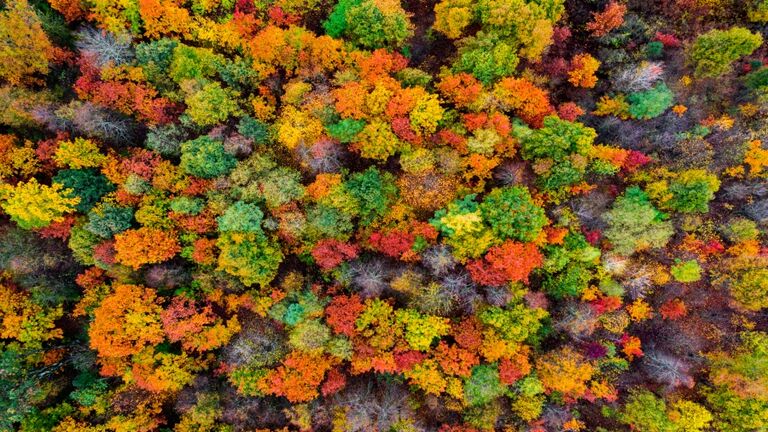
[[0, 179, 79, 230], [688, 27, 763, 78], [627, 83, 675, 120], [604, 186, 674, 255], [180, 136, 237, 179]]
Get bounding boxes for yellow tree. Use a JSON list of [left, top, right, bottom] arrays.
[[0, 178, 79, 229], [0, 0, 54, 85]]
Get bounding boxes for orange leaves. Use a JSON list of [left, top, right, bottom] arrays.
[[494, 77, 555, 128], [113, 227, 181, 269], [660, 299, 688, 320], [263, 351, 335, 402], [161, 296, 240, 352], [89, 284, 164, 361], [467, 241, 543, 286], [586, 1, 627, 37], [620, 334, 644, 360], [333, 82, 368, 120], [568, 54, 600, 88], [434, 341, 479, 377], [138, 0, 193, 39], [437, 73, 483, 108]]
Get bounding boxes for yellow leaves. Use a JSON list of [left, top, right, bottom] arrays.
[[138, 0, 193, 39], [276, 105, 324, 150], [536, 347, 595, 400], [366, 83, 394, 116], [0, 178, 79, 230], [744, 139, 768, 177], [355, 119, 404, 160], [54, 137, 106, 169], [593, 95, 630, 119], [0, 0, 54, 86], [672, 104, 688, 116], [403, 359, 447, 395], [627, 299, 653, 322], [0, 283, 63, 348], [409, 93, 444, 135], [433, 0, 474, 39]]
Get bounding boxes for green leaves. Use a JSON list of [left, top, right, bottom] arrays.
[[688, 27, 763, 78], [180, 136, 237, 179]]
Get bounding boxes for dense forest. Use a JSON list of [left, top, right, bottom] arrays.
[[0, 0, 767, 430]]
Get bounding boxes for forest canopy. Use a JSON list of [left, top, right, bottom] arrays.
[[0, 0, 767, 431]]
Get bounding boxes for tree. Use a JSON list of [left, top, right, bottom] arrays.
[[464, 364, 505, 406], [0, 179, 79, 230], [184, 82, 241, 127], [619, 390, 712, 432], [568, 54, 600, 88], [0, 0, 54, 85], [343, 167, 398, 226], [535, 347, 595, 400], [88, 283, 164, 361], [586, 1, 626, 37], [52, 169, 115, 213], [53, 138, 106, 169], [628, 83, 674, 120], [603, 186, 674, 255], [217, 201, 264, 234], [664, 169, 721, 213], [85, 203, 133, 238], [113, 227, 180, 269], [216, 232, 283, 288], [480, 186, 548, 242], [324, 0, 414, 49], [467, 241, 544, 286], [180, 136, 237, 179], [688, 27, 763, 78], [494, 77, 555, 128]]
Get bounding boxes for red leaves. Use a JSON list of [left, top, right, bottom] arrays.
[[321, 368, 347, 396], [660, 299, 688, 320], [467, 241, 543, 286], [311, 239, 359, 270], [499, 352, 532, 385], [325, 294, 365, 337], [74, 56, 177, 125]]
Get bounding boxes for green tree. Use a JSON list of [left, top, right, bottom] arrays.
[[217, 201, 264, 234], [464, 364, 506, 407], [343, 167, 398, 226], [84, 203, 134, 239], [480, 186, 547, 242], [217, 232, 283, 288], [688, 27, 763, 78], [180, 136, 237, 179], [665, 169, 720, 213], [52, 169, 115, 213], [603, 186, 674, 256], [185, 81, 241, 127], [628, 83, 674, 120], [324, 0, 413, 49], [619, 390, 712, 432]]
